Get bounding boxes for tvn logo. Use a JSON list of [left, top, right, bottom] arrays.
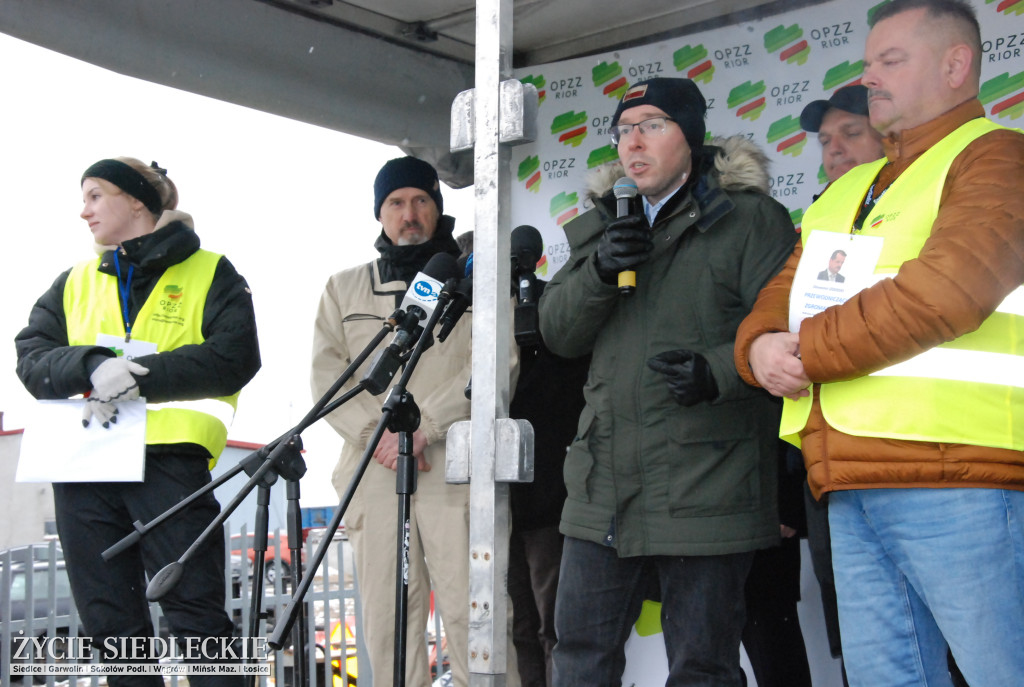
[[413, 280, 441, 302]]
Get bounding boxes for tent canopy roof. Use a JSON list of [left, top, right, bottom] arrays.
[[0, 0, 815, 185]]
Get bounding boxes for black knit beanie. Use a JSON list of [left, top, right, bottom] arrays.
[[611, 77, 708, 156], [373, 156, 444, 219]]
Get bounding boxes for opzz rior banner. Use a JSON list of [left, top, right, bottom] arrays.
[[511, 0, 1024, 280]]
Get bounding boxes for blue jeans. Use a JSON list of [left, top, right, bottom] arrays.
[[829, 488, 1024, 687], [552, 536, 753, 687]]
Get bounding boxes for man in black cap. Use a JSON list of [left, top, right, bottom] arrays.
[[310, 157, 517, 687], [801, 84, 885, 185], [538, 77, 797, 685]]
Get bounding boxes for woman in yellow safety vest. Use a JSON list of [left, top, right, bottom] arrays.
[[15, 157, 261, 685]]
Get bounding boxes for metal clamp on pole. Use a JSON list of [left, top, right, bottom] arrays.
[[445, 418, 535, 485], [450, 79, 539, 152]]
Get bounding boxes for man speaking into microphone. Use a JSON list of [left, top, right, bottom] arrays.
[[311, 157, 519, 687], [537, 78, 797, 685]]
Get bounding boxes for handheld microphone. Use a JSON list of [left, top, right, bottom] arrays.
[[613, 176, 640, 296], [511, 225, 544, 346], [362, 253, 460, 395], [438, 252, 473, 343]]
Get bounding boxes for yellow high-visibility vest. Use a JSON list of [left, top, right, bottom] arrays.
[[64, 249, 237, 466], [782, 118, 1024, 450]]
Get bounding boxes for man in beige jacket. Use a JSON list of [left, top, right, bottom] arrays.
[[311, 156, 518, 687]]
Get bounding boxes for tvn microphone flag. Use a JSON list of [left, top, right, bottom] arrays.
[[401, 253, 459, 320]]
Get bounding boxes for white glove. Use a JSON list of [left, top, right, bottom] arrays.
[[88, 357, 150, 403], [82, 358, 150, 429], [82, 398, 119, 429]]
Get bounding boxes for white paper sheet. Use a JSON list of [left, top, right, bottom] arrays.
[[16, 399, 147, 482]]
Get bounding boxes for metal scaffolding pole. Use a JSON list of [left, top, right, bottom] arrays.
[[467, 0, 512, 681], [447, 0, 538, 684]]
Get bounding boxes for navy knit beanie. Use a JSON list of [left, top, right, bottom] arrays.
[[373, 156, 444, 219], [611, 78, 708, 155]]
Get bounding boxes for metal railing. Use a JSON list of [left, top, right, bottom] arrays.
[[0, 525, 370, 687]]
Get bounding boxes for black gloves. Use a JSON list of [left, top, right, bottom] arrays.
[[647, 349, 719, 407], [594, 215, 653, 285]]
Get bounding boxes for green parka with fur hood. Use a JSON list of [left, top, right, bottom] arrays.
[[538, 137, 798, 556]]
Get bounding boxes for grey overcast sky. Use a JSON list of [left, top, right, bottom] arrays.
[[0, 33, 475, 505]]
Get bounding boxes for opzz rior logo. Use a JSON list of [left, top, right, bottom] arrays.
[[549, 192, 579, 226], [980, 71, 1024, 119], [728, 80, 766, 121], [518, 155, 541, 193], [766, 115, 807, 157], [551, 111, 588, 147], [593, 61, 628, 100], [987, 0, 1024, 15], [674, 45, 715, 84], [822, 61, 865, 91], [764, 24, 810, 66], [521, 74, 546, 105]]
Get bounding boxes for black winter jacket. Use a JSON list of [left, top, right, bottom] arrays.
[[15, 213, 260, 456], [538, 138, 797, 556]]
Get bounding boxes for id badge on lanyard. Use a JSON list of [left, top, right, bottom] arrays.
[[95, 333, 158, 360], [788, 230, 886, 333]]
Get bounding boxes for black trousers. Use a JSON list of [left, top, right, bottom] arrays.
[[553, 537, 753, 687], [53, 451, 242, 687], [741, 535, 812, 687], [508, 525, 563, 687]]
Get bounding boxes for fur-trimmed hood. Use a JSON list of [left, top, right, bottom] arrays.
[[584, 135, 772, 203]]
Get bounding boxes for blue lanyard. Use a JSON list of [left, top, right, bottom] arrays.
[[112, 250, 135, 342]]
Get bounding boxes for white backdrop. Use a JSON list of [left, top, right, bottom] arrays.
[[510, 0, 1024, 278], [506, 2, 1024, 684]]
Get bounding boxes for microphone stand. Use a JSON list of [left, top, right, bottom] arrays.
[[387, 389, 422, 687], [268, 284, 455, 687], [100, 310, 408, 686]]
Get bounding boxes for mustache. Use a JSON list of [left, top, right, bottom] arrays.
[[868, 88, 891, 101]]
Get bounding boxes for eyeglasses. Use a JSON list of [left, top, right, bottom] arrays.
[[609, 116, 676, 145]]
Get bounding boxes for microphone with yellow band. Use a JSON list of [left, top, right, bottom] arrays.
[[613, 176, 640, 295]]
